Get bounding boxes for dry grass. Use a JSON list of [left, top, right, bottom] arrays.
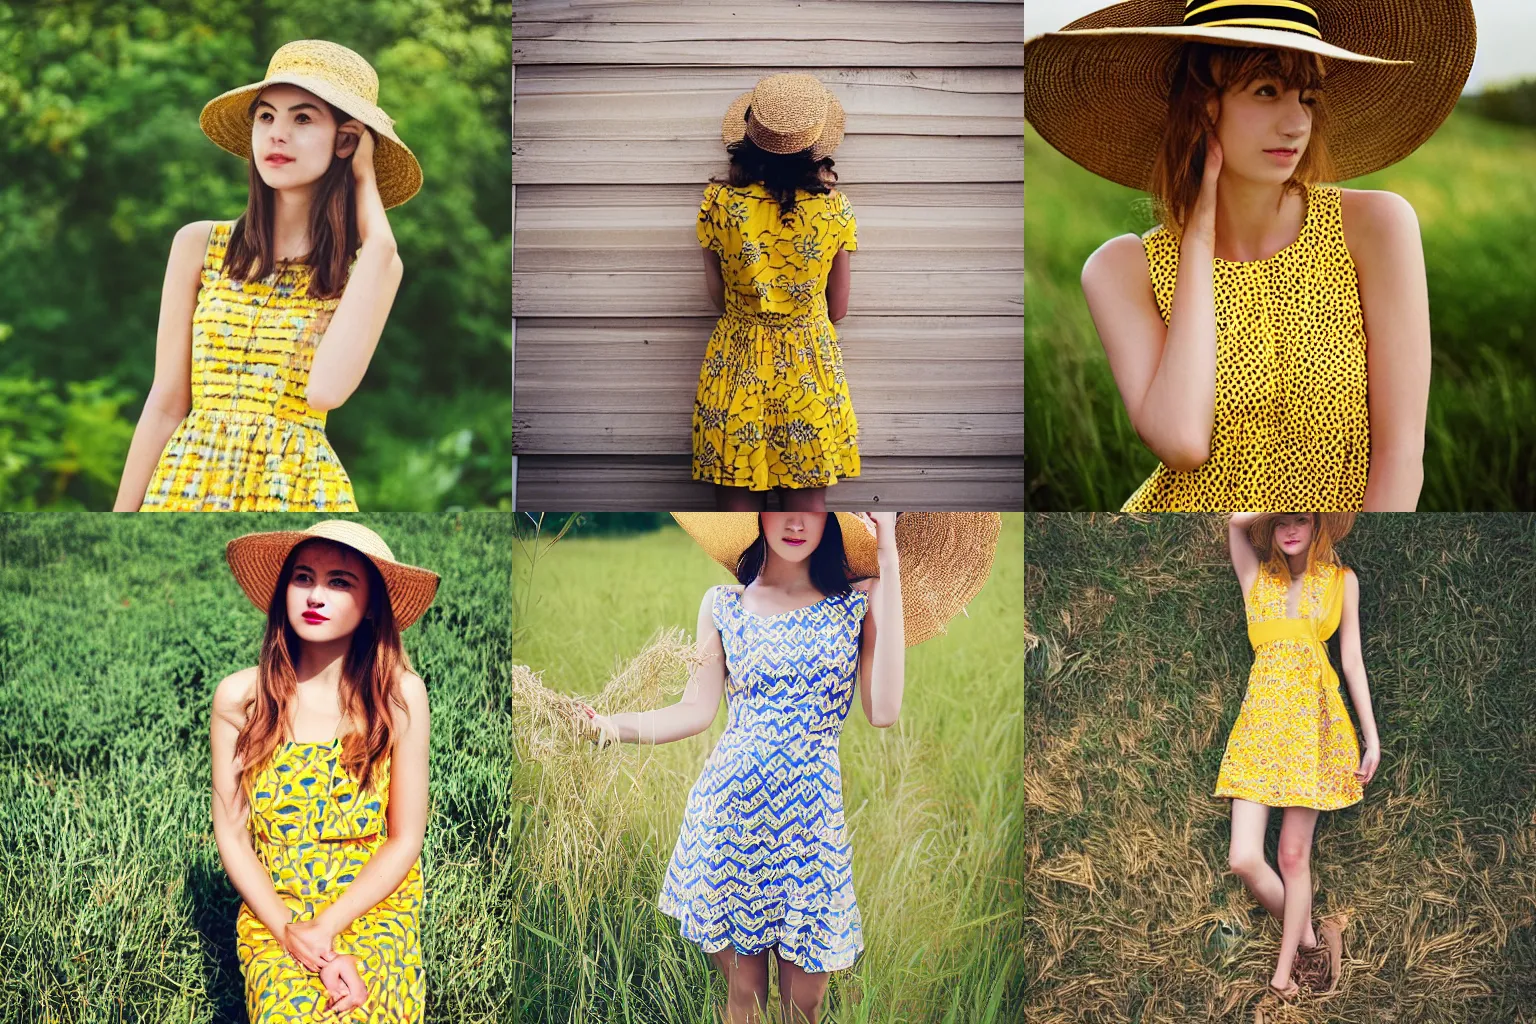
[[1024, 514, 1536, 1023]]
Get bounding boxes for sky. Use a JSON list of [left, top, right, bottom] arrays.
[[1024, 0, 1536, 93]]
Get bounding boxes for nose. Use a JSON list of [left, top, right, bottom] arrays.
[[1279, 95, 1310, 139]]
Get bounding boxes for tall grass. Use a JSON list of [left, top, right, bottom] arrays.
[[1026, 111, 1536, 510], [1024, 514, 1536, 1022], [0, 513, 518, 1023], [510, 515, 1025, 1022]]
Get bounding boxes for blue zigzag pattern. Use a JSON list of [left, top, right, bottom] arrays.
[[659, 585, 868, 971]]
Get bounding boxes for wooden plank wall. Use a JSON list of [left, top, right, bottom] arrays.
[[512, 0, 1024, 509]]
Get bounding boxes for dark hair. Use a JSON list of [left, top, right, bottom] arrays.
[[735, 515, 853, 597], [223, 97, 361, 299], [716, 135, 838, 221]]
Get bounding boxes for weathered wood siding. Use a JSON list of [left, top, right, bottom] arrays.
[[512, 0, 1024, 509]]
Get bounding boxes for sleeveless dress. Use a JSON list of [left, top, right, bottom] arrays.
[[659, 585, 868, 970], [1214, 560, 1364, 810], [693, 183, 860, 491], [1121, 185, 1370, 512], [140, 222, 357, 512], [238, 741, 424, 1022]]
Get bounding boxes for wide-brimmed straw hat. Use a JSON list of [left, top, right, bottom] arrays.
[[1246, 512, 1356, 556], [1024, 0, 1476, 190], [225, 520, 440, 630], [721, 74, 846, 159], [672, 513, 1001, 646], [200, 39, 423, 209]]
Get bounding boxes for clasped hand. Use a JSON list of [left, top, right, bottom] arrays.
[[283, 917, 370, 1014]]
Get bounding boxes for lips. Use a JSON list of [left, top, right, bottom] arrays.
[[264, 154, 295, 165], [302, 611, 329, 624], [1264, 148, 1298, 159], [783, 537, 806, 546]]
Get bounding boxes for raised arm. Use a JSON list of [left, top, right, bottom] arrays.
[[305, 126, 403, 412], [1227, 512, 1263, 600], [586, 587, 729, 745], [112, 220, 209, 510], [857, 514, 904, 727], [1336, 568, 1381, 783]]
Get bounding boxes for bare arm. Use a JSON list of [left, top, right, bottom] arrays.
[[594, 587, 728, 744], [1343, 189, 1429, 512], [701, 247, 726, 313], [856, 528, 905, 726], [1337, 569, 1381, 779], [826, 248, 851, 323], [1227, 512, 1263, 599], [305, 126, 403, 411], [112, 221, 209, 510]]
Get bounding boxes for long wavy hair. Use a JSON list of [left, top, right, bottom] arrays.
[[715, 136, 837, 221], [223, 96, 360, 299], [235, 540, 409, 794], [1255, 513, 1345, 584], [735, 514, 854, 596], [1151, 43, 1336, 235]]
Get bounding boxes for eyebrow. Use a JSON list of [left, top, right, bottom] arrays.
[[293, 563, 361, 581], [253, 100, 324, 113]]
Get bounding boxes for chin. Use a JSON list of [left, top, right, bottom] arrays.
[[290, 619, 351, 643]]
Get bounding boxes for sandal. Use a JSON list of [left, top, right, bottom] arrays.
[[1318, 915, 1345, 994]]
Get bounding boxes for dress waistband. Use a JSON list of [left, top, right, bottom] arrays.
[[254, 831, 380, 847], [721, 303, 827, 327], [185, 402, 326, 431]]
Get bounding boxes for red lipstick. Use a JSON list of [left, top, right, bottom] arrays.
[[783, 537, 806, 547], [264, 153, 295, 166], [302, 610, 329, 624]]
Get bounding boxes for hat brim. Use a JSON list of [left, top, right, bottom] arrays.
[[721, 89, 846, 160], [1024, 0, 1476, 190], [672, 512, 1001, 647], [200, 74, 423, 209], [225, 527, 440, 631], [1246, 512, 1356, 555]]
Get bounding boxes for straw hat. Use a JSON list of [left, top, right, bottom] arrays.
[[672, 513, 1002, 646], [721, 74, 846, 159], [200, 39, 423, 209], [1024, 0, 1476, 190], [1246, 512, 1356, 557], [225, 520, 440, 630]]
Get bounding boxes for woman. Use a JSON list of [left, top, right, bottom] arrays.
[[1220, 513, 1380, 1010], [115, 40, 421, 512], [1024, 0, 1477, 511], [580, 512, 1000, 1023], [694, 74, 860, 511], [211, 520, 438, 1021]]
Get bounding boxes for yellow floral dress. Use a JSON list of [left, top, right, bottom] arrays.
[[693, 182, 860, 490], [1121, 186, 1370, 512], [140, 222, 357, 511], [238, 741, 423, 1022], [1215, 559, 1364, 810]]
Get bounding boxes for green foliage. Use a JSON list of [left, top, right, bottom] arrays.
[[0, 512, 517, 1022], [0, 375, 137, 509], [1460, 77, 1536, 128], [512, 516, 1025, 1021], [1026, 110, 1536, 510], [0, 1, 511, 510], [514, 513, 675, 538], [1025, 514, 1536, 1021]]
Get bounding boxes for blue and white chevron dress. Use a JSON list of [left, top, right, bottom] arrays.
[[659, 584, 868, 971]]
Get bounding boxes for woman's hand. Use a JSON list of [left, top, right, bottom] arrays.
[[575, 702, 621, 748], [281, 916, 338, 973], [855, 512, 899, 555], [1355, 743, 1381, 785], [1189, 133, 1223, 246], [337, 120, 391, 245], [319, 954, 369, 1017]]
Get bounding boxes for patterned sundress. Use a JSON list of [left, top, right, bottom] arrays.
[[1214, 560, 1365, 810], [238, 740, 424, 1022], [659, 585, 867, 970], [693, 182, 860, 491], [140, 222, 357, 511]]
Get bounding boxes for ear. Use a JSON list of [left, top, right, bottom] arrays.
[[334, 120, 363, 160]]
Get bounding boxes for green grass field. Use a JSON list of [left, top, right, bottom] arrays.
[[0, 513, 517, 1023], [1026, 109, 1536, 510], [511, 515, 1025, 1023], [1024, 514, 1536, 1022]]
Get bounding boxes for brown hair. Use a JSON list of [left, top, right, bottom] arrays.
[[1253, 513, 1344, 584], [235, 540, 410, 794], [223, 96, 360, 299], [715, 136, 837, 221], [1151, 43, 1336, 235]]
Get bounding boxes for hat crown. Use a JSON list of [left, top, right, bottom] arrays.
[[305, 520, 397, 563], [1183, 0, 1321, 39], [266, 39, 379, 105], [749, 74, 830, 133]]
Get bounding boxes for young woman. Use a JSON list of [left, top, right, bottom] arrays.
[[578, 513, 1000, 1023], [1220, 513, 1380, 1008], [115, 40, 422, 512], [1024, 0, 1477, 511], [694, 74, 860, 512], [211, 520, 438, 1021]]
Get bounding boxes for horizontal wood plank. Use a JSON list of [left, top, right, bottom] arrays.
[[515, 65, 1023, 94], [513, 182, 1024, 208]]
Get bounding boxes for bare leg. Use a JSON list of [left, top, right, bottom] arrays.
[[775, 951, 830, 1024], [717, 486, 767, 512], [776, 487, 826, 513], [711, 948, 770, 1024], [1272, 807, 1320, 990], [1228, 799, 1318, 948]]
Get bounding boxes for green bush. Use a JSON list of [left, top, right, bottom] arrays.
[[0, 373, 136, 510]]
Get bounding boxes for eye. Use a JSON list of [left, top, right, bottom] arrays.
[[257, 111, 273, 122], [295, 113, 311, 123], [1255, 84, 1277, 97], [330, 577, 351, 589], [293, 571, 313, 584]]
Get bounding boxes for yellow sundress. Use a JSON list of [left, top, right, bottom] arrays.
[[1215, 559, 1364, 810], [1121, 185, 1370, 512], [693, 182, 860, 490], [238, 740, 423, 1022], [140, 222, 357, 511]]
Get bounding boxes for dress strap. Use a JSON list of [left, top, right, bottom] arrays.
[[203, 221, 233, 277]]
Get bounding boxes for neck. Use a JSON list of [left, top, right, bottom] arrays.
[[272, 185, 315, 260], [1212, 174, 1303, 261], [757, 549, 814, 591], [295, 636, 350, 687], [1286, 551, 1309, 576]]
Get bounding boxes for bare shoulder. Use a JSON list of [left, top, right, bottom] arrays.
[[1339, 189, 1422, 252], [170, 219, 216, 266], [212, 666, 258, 720], [397, 670, 429, 716], [1081, 232, 1150, 291]]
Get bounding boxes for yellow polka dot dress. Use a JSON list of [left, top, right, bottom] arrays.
[[693, 183, 860, 490], [1122, 186, 1370, 512], [238, 741, 423, 1022], [1215, 560, 1364, 810], [140, 222, 357, 511]]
